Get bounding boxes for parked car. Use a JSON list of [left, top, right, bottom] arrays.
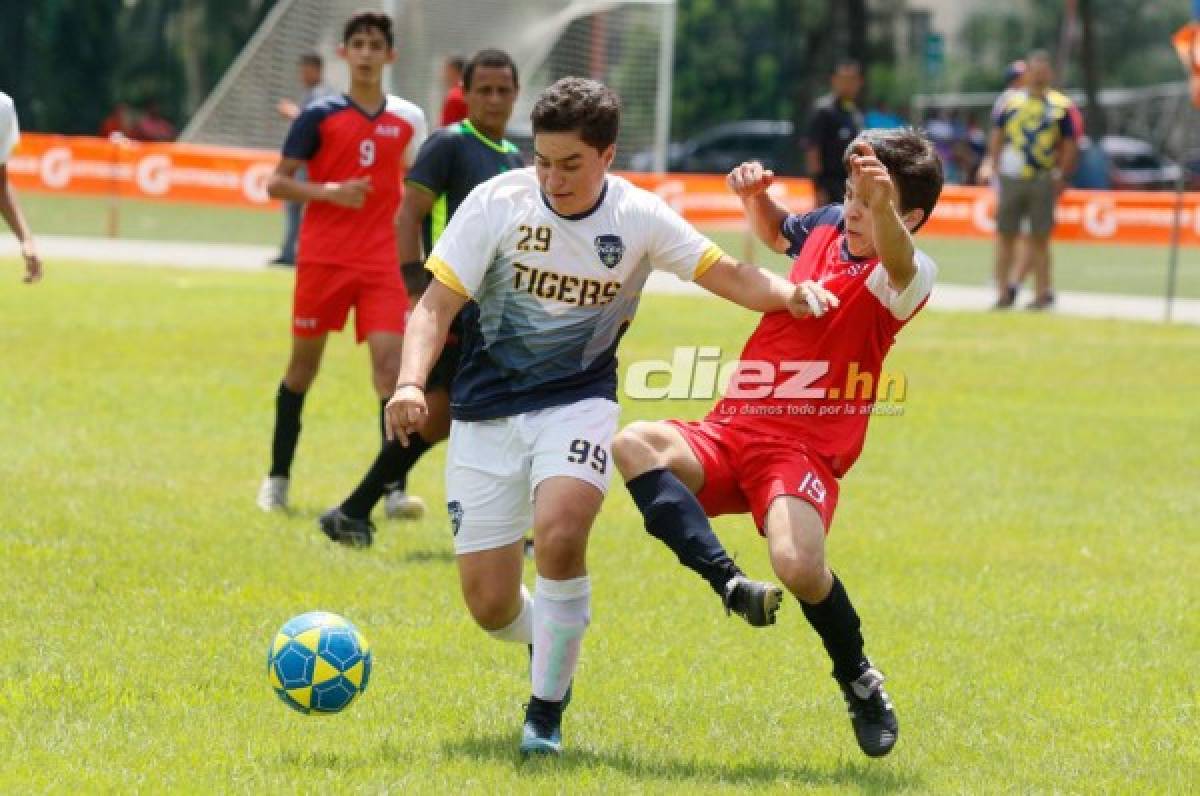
[[630, 119, 803, 175], [1097, 136, 1181, 190]]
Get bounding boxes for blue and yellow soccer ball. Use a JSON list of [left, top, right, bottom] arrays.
[[267, 611, 371, 715]]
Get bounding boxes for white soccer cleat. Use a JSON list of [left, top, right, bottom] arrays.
[[383, 489, 426, 520], [256, 476, 290, 512]]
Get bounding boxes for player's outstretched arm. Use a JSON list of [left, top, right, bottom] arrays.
[[727, 161, 791, 253], [0, 164, 40, 283], [267, 158, 370, 208], [385, 279, 466, 446], [696, 255, 837, 318], [849, 144, 918, 291]]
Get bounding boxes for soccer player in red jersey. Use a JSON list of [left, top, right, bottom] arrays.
[[256, 11, 427, 513], [613, 128, 944, 758]]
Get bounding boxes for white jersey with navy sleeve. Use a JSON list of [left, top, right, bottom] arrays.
[[426, 169, 724, 421]]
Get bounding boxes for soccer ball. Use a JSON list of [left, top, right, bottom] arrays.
[[267, 611, 372, 715]]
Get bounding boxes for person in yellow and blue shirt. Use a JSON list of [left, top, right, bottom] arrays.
[[980, 50, 1078, 310]]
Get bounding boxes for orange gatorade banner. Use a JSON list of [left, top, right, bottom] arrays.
[[10, 134, 1200, 244], [7, 134, 280, 208], [623, 174, 1200, 246]]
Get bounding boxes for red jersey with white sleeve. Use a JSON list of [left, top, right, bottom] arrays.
[[282, 93, 426, 270], [708, 204, 937, 478]]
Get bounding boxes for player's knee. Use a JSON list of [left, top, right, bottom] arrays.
[[283, 362, 319, 392], [613, 422, 665, 477], [371, 370, 395, 400], [534, 522, 588, 576], [771, 548, 828, 601], [462, 584, 520, 631]]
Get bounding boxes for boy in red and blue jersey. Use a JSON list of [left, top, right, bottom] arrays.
[[257, 10, 427, 513], [613, 128, 944, 759]]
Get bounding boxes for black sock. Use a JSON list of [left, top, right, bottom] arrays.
[[269, 383, 306, 477], [378, 400, 388, 447], [340, 435, 433, 519], [800, 573, 869, 683], [626, 468, 742, 597]]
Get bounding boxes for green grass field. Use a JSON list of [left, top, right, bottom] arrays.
[[1, 259, 1197, 792], [16, 191, 1200, 299]]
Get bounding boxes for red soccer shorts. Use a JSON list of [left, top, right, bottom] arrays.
[[667, 419, 839, 535], [292, 262, 408, 343]]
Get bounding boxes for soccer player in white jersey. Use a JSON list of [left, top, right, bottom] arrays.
[[0, 92, 41, 283], [385, 77, 838, 757]]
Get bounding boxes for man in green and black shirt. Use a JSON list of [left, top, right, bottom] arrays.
[[321, 49, 522, 541]]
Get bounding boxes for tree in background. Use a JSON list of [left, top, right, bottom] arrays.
[[0, 0, 272, 134], [958, 1, 1190, 95]]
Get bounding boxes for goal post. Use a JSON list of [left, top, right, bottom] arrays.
[[182, 0, 677, 170]]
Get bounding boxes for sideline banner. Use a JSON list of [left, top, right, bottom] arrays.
[[7, 134, 279, 208], [11, 134, 1200, 244]]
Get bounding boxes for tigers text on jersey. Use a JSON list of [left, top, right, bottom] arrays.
[[709, 204, 937, 478], [282, 93, 426, 270], [426, 169, 724, 421]]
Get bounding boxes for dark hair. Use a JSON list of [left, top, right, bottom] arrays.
[[463, 49, 518, 90], [446, 55, 467, 74], [843, 128, 944, 231], [342, 11, 394, 48], [530, 77, 621, 151], [299, 52, 322, 69]]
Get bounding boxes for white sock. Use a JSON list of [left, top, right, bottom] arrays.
[[532, 575, 591, 702], [487, 584, 533, 644]]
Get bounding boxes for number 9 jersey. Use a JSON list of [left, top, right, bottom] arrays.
[[282, 93, 427, 271]]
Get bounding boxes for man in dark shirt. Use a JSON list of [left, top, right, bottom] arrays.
[[806, 60, 864, 206], [320, 48, 523, 541]]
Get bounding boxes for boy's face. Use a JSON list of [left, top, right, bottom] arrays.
[[340, 28, 395, 84], [465, 66, 517, 134], [841, 173, 922, 259], [534, 131, 614, 217]]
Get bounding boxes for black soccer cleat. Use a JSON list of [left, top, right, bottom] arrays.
[[722, 575, 784, 627], [838, 666, 899, 757], [318, 508, 375, 548], [519, 695, 564, 757]]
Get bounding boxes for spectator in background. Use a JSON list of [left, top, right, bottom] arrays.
[[806, 60, 864, 205], [131, 99, 177, 142], [864, 101, 903, 130], [99, 102, 133, 139], [439, 55, 468, 126], [272, 52, 336, 266], [992, 60, 1027, 119], [0, 92, 42, 283], [980, 50, 1078, 310]]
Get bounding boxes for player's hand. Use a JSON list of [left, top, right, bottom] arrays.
[[324, 177, 371, 209], [21, 241, 42, 284], [977, 158, 994, 184], [848, 143, 898, 211], [385, 385, 428, 447], [787, 279, 839, 319], [726, 161, 775, 200], [276, 99, 300, 119]]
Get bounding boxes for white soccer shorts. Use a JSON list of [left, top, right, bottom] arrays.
[[444, 397, 620, 555]]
